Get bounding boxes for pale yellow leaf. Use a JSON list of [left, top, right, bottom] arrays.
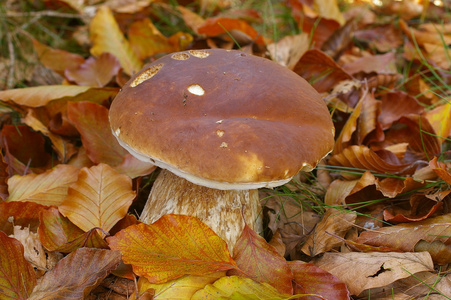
[[7, 164, 79, 206], [59, 164, 135, 233]]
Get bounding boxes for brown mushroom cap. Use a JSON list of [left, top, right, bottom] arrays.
[[109, 49, 334, 190]]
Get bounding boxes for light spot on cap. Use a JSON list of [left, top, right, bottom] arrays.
[[187, 84, 205, 96], [189, 50, 210, 58], [216, 120, 223, 124], [220, 142, 228, 148], [131, 63, 163, 87], [216, 129, 225, 137], [115, 128, 121, 136], [171, 53, 190, 60]]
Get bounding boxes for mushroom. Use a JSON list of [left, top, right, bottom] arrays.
[[109, 49, 335, 252]]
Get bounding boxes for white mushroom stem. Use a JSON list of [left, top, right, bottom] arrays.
[[140, 169, 263, 254]]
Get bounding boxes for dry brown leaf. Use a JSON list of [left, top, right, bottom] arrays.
[[313, 251, 434, 295], [357, 213, 451, 252], [301, 208, 356, 256], [59, 163, 135, 233], [342, 52, 397, 75], [8, 226, 47, 271], [378, 91, 424, 130], [29, 248, 121, 299], [7, 164, 79, 206], [354, 24, 403, 53]]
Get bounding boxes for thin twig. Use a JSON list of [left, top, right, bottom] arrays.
[[6, 31, 15, 89]]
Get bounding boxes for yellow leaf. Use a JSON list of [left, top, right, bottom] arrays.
[[59, 164, 135, 233], [191, 276, 296, 300], [108, 215, 238, 284], [136, 272, 225, 299], [89, 6, 142, 75], [7, 164, 79, 206], [426, 102, 451, 143]]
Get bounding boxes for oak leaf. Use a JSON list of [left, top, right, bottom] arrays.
[[108, 214, 239, 284], [59, 163, 135, 233], [0, 231, 37, 300]]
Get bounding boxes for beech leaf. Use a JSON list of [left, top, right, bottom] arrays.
[[67, 101, 128, 166], [289, 261, 350, 300], [38, 207, 108, 252], [0, 231, 37, 300], [7, 164, 79, 206], [136, 272, 225, 299], [191, 276, 296, 300], [59, 163, 135, 233], [0, 201, 47, 235], [89, 6, 142, 75], [357, 213, 451, 252], [230, 224, 293, 294], [28, 248, 121, 300], [108, 214, 239, 284], [0, 85, 117, 107], [313, 252, 434, 295]]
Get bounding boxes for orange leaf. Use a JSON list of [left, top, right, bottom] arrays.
[[89, 6, 142, 75], [38, 207, 108, 252], [0, 152, 8, 201], [7, 164, 79, 206], [31, 38, 85, 75], [0, 201, 47, 235], [108, 215, 239, 284], [67, 101, 127, 166], [28, 248, 120, 299], [59, 163, 135, 233], [230, 224, 293, 294], [289, 261, 350, 300], [65, 53, 121, 87], [378, 92, 424, 130], [198, 17, 266, 45], [0, 231, 37, 300], [426, 103, 451, 143], [429, 157, 451, 185]]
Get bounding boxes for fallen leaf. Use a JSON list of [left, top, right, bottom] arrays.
[[0, 231, 37, 300], [415, 240, 451, 265], [7, 164, 79, 206], [59, 163, 135, 233], [266, 34, 309, 69], [65, 53, 121, 87], [230, 224, 293, 294], [0, 152, 8, 200], [343, 52, 397, 75], [0, 85, 118, 107], [67, 101, 128, 166], [0, 201, 47, 235], [1, 124, 51, 169], [38, 207, 109, 253], [28, 248, 121, 299], [289, 261, 350, 300], [301, 208, 356, 256], [198, 17, 266, 45], [9, 226, 47, 270], [354, 24, 403, 52], [31, 38, 85, 75], [136, 272, 225, 299], [378, 91, 424, 130], [293, 49, 353, 93], [191, 276, 294, 299], [89, 6, 142, 75], [426, 103, 451, 143], [357, 213, 451, 252], [429, 157, 451, 185], [108, 215, 239, 284], [313, 251, 434, 295]]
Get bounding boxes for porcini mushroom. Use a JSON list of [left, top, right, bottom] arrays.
[[109, 49, 334, 252]]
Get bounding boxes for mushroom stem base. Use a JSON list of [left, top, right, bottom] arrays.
[[140, 169, 262, 253]]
